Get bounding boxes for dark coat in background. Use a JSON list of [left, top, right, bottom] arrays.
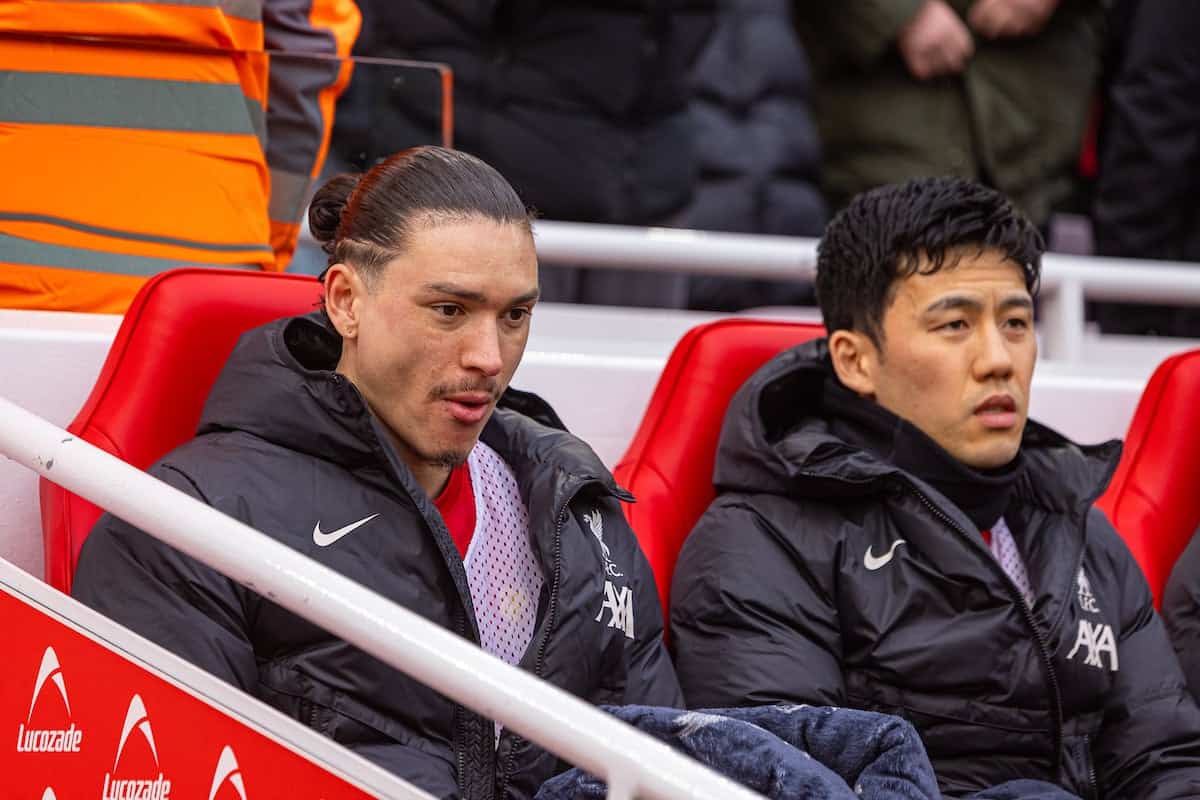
[[794, 0, 1105, 227], [670, 339, 1200, 799], [1091, 0, 1200, 336], [332, 0, 716, 308], [1164, 533, 1200, 707], [680, 0, 827, 312]]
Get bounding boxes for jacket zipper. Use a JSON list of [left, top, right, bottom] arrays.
[[908, 486, 1066, 785], [495, 504, 568, 800], [1083, 733, 1098, 799], [359, 400, 481, 799], [299, 697, 319, 731]]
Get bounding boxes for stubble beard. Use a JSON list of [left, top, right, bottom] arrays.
[[425, 448, 471, 470], [421, 377, 502, 469]]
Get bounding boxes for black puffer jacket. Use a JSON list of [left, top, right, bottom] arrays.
[[1094, 0, 1200, 264], [1091, 0, 1200, 337], [72, 313, 681, 800], [671, 339, 1200, 799], [1164, 532, 1200, 706]]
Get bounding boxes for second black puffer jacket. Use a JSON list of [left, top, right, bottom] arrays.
[[671, 339, 1200, 799]]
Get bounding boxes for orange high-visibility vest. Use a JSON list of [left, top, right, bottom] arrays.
[[0, 0, 359, 313]]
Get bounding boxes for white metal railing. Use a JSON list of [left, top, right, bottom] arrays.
[[530, 220, 1200, 361], [0, 396, 765, 800]]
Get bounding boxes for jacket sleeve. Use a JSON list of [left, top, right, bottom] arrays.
[[1089, 511, 1200, 799], [70, 464, 259, 691], [794, 0, 925, 70], [1093, 0, 1200, 260], [262, 0, 361, 269], [1164, 531, 1200, 705], [612, 503, 684, 709], [670, 498, 845, 709]]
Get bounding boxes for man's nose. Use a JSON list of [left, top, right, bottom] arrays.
[[974, 322, 1015, 381], [461, 319, 504, 377]]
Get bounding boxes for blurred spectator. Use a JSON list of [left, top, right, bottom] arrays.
[[793, 0, 1105, 228], [0, 0, 360, 313], [331, 0, 716, 308], [1092, 0, 1200, 337], [682, 0, 827, 312]]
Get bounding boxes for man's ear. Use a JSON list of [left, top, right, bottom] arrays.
[[323, 263, 364, 340], [828, 329, 880, 398]]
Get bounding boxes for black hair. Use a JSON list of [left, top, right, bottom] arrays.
[[814, 176, 1044, 346], [308, 146, 533, 287]]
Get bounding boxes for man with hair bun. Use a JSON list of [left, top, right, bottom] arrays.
[[670, 176, 1200, 797], [73, 146, 681, 798]]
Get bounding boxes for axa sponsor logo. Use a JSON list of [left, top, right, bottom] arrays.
[[1067, 619, 1120, 672], [102, 694, 171, 800], [208, 746, 247, 800], [595, 580, 635, 639], [16, 646, 83, 754]]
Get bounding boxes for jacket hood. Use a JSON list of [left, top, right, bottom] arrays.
[[714, 338, 1122, 514], [198, 313, 624, 496], [198, 312, 378, 468]]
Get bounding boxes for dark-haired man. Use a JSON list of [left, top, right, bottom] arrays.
[[670, 176, 1200, 797]]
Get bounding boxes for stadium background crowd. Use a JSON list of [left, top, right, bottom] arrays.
[[3, 0, 1197, 332], [6, 1, 1200, 795]]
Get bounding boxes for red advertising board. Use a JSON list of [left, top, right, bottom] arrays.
[[1, 588, 391, 799]]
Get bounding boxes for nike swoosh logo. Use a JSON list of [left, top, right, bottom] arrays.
[[313, 514, 379, 547], [864, 539, 906, 571]]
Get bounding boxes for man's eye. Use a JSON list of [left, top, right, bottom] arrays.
[[1005, 317, 1030, 330], [432, 304, 463, 318], [940, 320, 968, 332], [505, 308, 531, 323]]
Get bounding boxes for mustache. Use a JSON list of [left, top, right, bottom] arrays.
[[430, 378, 501, 401]]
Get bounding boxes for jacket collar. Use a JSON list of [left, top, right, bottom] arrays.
[[714, 338, 1122, 516], [198, 312, 626, 509]]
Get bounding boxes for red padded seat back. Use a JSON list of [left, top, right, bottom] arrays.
[[613, 319, 825, 619], [1097, 348, 1200, 607], [39, 268, 323, 593]]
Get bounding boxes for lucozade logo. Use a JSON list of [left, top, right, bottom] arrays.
[[208, 746, 248, 800], [102, 694, 171, 800], [16, 646, 83, 754]]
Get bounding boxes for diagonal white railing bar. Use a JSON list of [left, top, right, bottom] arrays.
[[0, 395, 765, 800], [531, 220, 1200, 360]]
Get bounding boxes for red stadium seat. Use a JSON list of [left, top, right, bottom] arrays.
[[613, 319, 825, 622], [1097, 348, 1200, 608], [38, 268, 324, 593]]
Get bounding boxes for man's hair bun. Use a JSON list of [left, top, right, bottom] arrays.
[[307, 172, 362, 254]]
